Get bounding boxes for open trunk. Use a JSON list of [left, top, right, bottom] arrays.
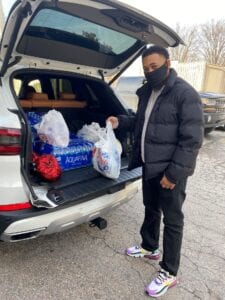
[[12, 69, 142, 208], [3, 0, 183, 210]]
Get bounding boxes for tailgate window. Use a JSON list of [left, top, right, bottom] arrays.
[[17, 8, 141, 69], [29, 9, 137, 55]]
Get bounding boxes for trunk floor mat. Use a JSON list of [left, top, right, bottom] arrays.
[[49, 158, 129, 189]]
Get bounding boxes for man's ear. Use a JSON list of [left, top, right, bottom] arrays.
[[167, 59, 171, 68]]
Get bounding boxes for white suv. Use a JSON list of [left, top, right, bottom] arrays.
[[0, 0, 182, 242]]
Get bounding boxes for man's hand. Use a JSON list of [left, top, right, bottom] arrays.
[[160, 175, 176, 190], [106, 116, 119, 129]]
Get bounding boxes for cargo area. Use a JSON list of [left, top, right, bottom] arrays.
[[13, 70, 142, 208]]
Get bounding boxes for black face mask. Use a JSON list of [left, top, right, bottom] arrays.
[[145, 64, 169, 89]]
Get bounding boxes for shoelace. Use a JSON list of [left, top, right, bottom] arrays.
[[155, 271, 169, 284], [135, 246, 142, 251]]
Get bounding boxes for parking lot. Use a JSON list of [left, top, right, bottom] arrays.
[[0, 130, 224, 300]]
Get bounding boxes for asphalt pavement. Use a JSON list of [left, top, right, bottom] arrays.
[[0, 130, 224, 300]]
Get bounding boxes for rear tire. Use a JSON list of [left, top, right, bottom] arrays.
[[204, 128, 214, 135]]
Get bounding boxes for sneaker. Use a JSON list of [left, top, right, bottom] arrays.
[[125, 245, 160, 260], [145, 269, 177, 298]]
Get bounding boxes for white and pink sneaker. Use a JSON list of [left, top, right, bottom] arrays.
[[125, 245, 160, 260], [145, 269, 177, 298]]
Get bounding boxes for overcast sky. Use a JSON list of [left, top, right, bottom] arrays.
[[2, 0, 225, 28], [122, 0, 225, 27]]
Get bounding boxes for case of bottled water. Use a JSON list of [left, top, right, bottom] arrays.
[[33, 135, 94, 171]]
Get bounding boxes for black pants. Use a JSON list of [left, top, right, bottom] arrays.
[[140, 170, 187, 276]]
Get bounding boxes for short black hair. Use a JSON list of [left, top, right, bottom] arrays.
[[142, 45, 169, 59]]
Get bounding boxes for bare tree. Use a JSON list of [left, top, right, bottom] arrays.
[[169, 23, 200, 62], [199, 19, 225, 66]]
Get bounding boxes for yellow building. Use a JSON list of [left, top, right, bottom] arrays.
[[172, 61, 225, 94]]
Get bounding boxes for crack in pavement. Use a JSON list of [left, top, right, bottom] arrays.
[[179, 286, 202, 299]]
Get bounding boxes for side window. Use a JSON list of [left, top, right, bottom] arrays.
[[50, 78, 57, 98], [28, 79, 42, 93], [59, 79, 73, 93], [13, 79, 22, 96], [50, 78, 73, 98]]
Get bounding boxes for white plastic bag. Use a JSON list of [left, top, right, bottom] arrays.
[[77, 122, 106, 143], [35, 109, 69, 147], [92, 122, 122, 179]]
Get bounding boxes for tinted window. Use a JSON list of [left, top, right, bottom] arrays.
[[59, 79, 73, 93], [13, 79, 22, 96], [28, 79, 42, 93], [29, 9, 137, 55]]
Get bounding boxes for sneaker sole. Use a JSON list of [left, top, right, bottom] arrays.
[[144, 254, 160, 260], [145, 279, 177, 298], [126, 252, 160, 260]]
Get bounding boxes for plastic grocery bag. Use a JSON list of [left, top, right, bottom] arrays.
[[92, 122, 122, 179], [77, 122, 106, 143], [35, 109, 69, 147]]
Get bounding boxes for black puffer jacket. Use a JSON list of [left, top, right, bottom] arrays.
[[118, 69, 204, 183]]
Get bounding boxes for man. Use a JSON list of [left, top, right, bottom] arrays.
[[107, 45, 204, 298]]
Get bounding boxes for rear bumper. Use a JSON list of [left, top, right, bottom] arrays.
[[0, 179, 141, 242]]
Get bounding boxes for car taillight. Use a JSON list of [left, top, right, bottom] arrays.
[[0, 128, 21, 155], [0, 202, 32, 211]]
